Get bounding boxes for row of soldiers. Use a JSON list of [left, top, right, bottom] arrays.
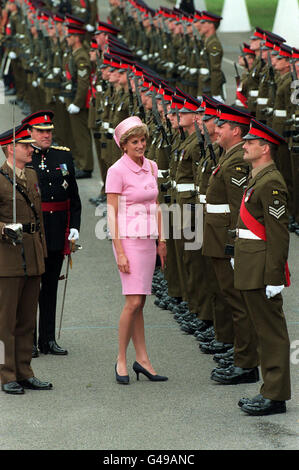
[[0, 0, 296, 413]]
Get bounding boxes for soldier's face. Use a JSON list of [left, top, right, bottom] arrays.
[[215, 122, 235, 149], [203, 117, 215, 136], [249, 39, 260, 51], [30, 128, 53, 150], [179, 112, 194, 129], [8, 143, 33, 168], [243, 139, 264, 164]]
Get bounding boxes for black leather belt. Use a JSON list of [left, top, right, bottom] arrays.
[[23, 222, 40, 234]]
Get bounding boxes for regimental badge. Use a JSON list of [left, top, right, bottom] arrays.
[[62, 180, 68, 190], [59, 164, 69, 176], [272, 190, 279, 195], [268, 204, 285, 219]]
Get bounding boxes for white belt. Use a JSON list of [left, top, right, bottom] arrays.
[[189, 67, 198, 75], [172, 181, 176, 189], [158, 169, 169, 178], [199, 194, 206, 203], [96, 85, 103, 92], [176, 183, 195, 192], [206, 203, 230, 214], [249, 90, 259, 97], [274, 109, 287, 117], [237, 228, 262, 240], [200, 68, 209, 75], [257, 97, 268, 105], [102, 122, 109, 130]]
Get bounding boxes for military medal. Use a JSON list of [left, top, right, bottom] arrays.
[[62, 180, 68, 190], [39, 154, 47, 170], [59, 164, 69, 176]]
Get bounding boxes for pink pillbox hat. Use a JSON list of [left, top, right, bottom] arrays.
[[113, 116, 144, 147]]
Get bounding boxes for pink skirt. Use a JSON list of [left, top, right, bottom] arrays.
[[113, 238, 157, 295]]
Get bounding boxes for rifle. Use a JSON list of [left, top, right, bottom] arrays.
[[126, 69, 134, 115], [152, 91, 170, 146], [202, 122, 217, 168], [194, 121, 205, 159], [161, 95, 173, 139], [133, 75, 146, 121], [175, 106, 185, 141], [234, 62, 241, 87], [240, 45, 249, 71], [267, 50, 277, 104]]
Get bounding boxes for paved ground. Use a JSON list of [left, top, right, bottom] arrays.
[[0, 0, 298, 452]]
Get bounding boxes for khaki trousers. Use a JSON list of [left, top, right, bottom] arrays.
[[0, 276, 41, 385], [241, 289, 291, 401], [212, 257, 259, 368]]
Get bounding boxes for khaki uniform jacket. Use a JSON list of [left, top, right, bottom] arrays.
[[271, 72, 293, 135], [234, 163, 289, 290], [202, 142, 249, 258], [197, 33, 223, 97], [0, 162, 47, 277]]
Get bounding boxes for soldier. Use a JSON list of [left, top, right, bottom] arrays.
[[195, 96, 233, 347], [234, 120, 291, 416], [196, 11, 224, 102], [21, 111, 81, 356], [289, 50, 299, 235], [271, 44, 294, 220], [202, 105, 259, 382], [63, 22, 93, 178], [244, 27, 265, 116], [0, 122, 52, 394]]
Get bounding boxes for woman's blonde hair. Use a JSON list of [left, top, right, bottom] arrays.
[[119, 124, 149, 152]]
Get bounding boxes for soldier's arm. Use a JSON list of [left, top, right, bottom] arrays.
[[207, 41, 223, 96], [261, 180, 289, 286], [73, 57, 91, 109], [224, 159, 249, 231]]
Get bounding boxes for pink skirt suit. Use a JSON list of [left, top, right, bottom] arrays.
[[105, 153, 159, 295]]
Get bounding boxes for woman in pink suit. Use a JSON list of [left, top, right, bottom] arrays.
[[106, 116, 168, 385]]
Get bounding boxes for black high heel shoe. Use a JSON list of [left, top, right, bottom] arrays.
[[115, 363, 129, 385], [133, 361, 168, 382]]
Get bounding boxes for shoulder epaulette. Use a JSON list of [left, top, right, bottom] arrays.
[[51, 145, 71, 151]]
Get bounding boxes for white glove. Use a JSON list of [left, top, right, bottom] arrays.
[[230, 258, 234, 270], [68, 228, 79, 241], [266, 285, 284, 299], [67, 103, 80, 114], [58, 96, 65, 103], [86, 24, 95, 32], [32, 80, 38, 88], [8, 51, 17, 59], [212, 95, 225, 103], [53, 67, 61, 75]]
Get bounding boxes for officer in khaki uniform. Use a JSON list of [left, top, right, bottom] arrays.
[[203, 105, 259, 382], [196, 11, 224, 101], [0, 123, 51, 394], [234, 120, 291, 416]]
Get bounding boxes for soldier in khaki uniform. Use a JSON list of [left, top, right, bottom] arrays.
[[244, 27, 265, 116], [203, 105, 259, 382], [234, 120, 291, 416], [196, 11, 224, 102], [271, 44, 294, 218], [64, 23, 93, 178], [0, 123, 51, 394], [195, 96, 233, 344]]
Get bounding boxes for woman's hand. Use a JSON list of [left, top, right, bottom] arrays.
[[117, 253, 130, 273], [157, 241, 167, 270]]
